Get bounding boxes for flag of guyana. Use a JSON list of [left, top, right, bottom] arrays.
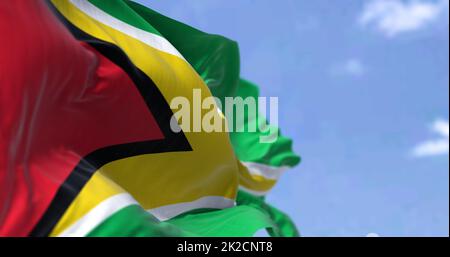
[[0, 0, 300, 237]]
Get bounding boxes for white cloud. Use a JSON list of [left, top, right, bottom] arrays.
[[412, 119, 449, 157], [331, 58, 366, 77], [359, 0, 449, 37]]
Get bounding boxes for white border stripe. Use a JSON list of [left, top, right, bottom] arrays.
[[242, 162, 289, 181], [58, 195, 235, 236], [69, 0, 185, 59], [58, 193, 138, 237], [148, 196, 235, 221]]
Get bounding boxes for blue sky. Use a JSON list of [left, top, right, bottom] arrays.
[[138, 0, 449, 236]]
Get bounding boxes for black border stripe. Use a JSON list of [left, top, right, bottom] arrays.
[[29, 1, 191, 237]]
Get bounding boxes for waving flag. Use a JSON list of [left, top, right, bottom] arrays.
[[124, 1, 301, 236], [0, 0, 300, 237]]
